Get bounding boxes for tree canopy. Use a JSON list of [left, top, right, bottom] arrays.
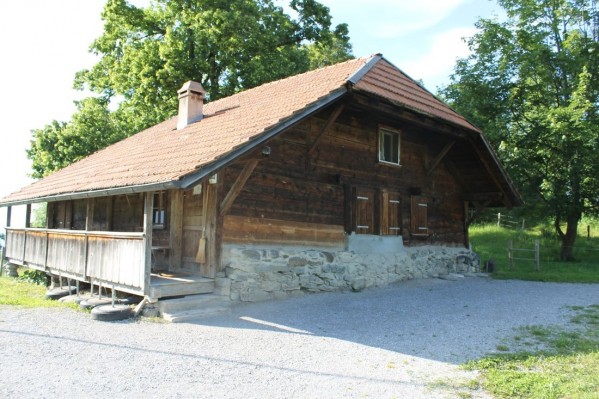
[[442, 0, 599, 259], [28, 0, 352, 178]]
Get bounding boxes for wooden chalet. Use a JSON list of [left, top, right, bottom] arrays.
[[0, 54, 521, 303]]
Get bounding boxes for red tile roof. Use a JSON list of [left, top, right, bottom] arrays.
[[0, 54, 485, 205], [353, 59, 481, 132]]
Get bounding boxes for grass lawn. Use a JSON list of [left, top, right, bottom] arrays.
[[464, 305, 599, 399], [467, 222, 599, 398], [0, 273, 77, 309], [469, 223, 599, 283]]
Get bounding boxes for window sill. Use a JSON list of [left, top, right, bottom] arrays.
[[377, 161, 403, 169]]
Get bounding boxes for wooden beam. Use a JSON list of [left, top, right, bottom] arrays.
[[426, 141, 455, 176], [169, 189, 184, 270], [465, 200, 491, 227], [468, 138, 512, 208], [445, 160, 468, 191], [219, 159, 259, 216], [463, 192, 504, 203], [350, 93, 469, 139], [307, 103, 345, 156]]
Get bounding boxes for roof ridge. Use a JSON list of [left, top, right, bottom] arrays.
[[204, 56, 371, 110]]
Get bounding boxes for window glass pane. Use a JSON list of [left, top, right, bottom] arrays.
[[379, 128, 400, 165]]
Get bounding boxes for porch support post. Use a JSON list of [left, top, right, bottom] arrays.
[[25, 204, 31, 228], [143, 192, 154, 296], [83, 198, 94, 279], [202, 177, 220, 278], [169, 190, 184, 270], [1, 206, 11, 274], [6, 206, 11, 228]]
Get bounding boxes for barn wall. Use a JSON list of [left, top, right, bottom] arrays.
[[221, 109, 467, 246]]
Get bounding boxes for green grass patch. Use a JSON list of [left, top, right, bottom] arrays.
[[470, 223, 599, 283], [0, 274, 77, 309], [466, 305, 599, 399]]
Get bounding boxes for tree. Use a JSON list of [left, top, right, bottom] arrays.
[[28, 97, 124, 178], [28, 0, 352, 177], [442, 0, 599, 260]]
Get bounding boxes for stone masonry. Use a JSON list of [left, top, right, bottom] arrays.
[[219, 244, 480, 302]]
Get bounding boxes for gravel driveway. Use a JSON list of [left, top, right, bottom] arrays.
[[1, 277, 598, 398]]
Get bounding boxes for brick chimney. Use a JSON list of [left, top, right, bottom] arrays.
[[177, 81, 206, 130]]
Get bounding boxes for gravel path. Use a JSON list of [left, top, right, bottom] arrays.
[[1, 277, 598, 398]]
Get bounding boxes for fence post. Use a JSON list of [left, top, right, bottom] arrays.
[[508, 240, 513, 269], [497, 212, 501, 227], [521, 219, 525, 230], [534, 239, 540, 272]]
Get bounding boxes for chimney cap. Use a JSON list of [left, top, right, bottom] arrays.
[[178, 81, 206, 97]]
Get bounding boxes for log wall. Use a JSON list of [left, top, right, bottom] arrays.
[[222, 107, 466, 246]]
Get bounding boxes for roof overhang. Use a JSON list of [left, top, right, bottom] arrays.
[[0, 181, 179, 208], [0, 88, 350, 208]]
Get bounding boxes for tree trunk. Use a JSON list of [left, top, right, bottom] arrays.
[[559, 213, 580, 261]]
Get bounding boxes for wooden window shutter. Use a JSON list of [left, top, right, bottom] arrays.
[[355, 188, 374, 234], [381, 191, 401, 235], [411, 195, 429, 236]]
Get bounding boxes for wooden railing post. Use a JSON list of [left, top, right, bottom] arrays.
[[43, 230, 49, 271], [508, 240, 513, 269]]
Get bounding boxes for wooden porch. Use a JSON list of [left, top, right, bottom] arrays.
[[4, 228, 214, 301]]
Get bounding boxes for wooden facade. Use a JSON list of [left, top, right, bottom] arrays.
[[4, 98, 484, 288], [220, 100, 469, 253]]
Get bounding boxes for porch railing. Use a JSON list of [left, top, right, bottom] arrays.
[[5, 228, 147, 296]]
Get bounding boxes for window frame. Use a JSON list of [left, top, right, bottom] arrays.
[[378, 126, 401, 166], [152, 191, 167, 229]]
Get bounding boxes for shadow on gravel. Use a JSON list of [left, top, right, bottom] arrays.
[[0, 328, 424, 388], [192, 277, 599, 365]]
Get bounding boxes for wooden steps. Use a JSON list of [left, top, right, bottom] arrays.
[[149, 273, 214, 300], [157, 293, 231, 322]]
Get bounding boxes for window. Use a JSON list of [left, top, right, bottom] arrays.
[[381, 191, 401, 235], [410, 196, 429, 236], [354, 188, 374, 234], [153, 191, 166, 228], [378, 127, 400, 165]]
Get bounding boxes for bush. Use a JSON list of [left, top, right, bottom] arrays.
[[17, 269, 49, 286]]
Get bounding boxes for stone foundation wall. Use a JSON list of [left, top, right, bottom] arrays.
[[220, 243, 480, 302]]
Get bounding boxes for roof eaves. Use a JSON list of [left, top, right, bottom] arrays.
[[179, 87, 349, 189], [0, 180, 180, 208]]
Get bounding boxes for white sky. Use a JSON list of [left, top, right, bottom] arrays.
[[0, 0, 503, 229]]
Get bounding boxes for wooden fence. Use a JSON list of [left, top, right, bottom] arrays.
[[508, 239, 540, 271]]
